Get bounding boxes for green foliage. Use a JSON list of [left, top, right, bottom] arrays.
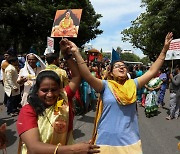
[[80, 50, 87, 60], [121, 0, 180, 61], [102, 52, 111, 59], [121, 53, 141, 62], [116, 46, 122, 53], [140, 56, 151, 65], [0, 0, 103, 54]]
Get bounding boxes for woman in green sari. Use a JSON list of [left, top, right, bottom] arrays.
[[144, 77, 162, 118]]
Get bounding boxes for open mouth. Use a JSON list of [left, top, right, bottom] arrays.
[[46, 98, 54, 102], [119, 70, 125, 73]]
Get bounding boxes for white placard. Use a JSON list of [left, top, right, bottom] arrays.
[[165, 50, 180, 60], [47, 37, 54, 50], [165, 38, 180, 60]]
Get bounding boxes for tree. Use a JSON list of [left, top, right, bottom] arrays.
[[121, 53, 141, 62], [121, 0, 180, 61], [102, 52, 111, 59], [116, 46, 122, 53], [0, 0, 103, 54], [140, 56, 151, 65]]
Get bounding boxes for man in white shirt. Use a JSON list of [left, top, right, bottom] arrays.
[[4, 57, 20, 116]]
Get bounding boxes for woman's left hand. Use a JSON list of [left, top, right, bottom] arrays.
[[164, 32, 173, 51], [71, 142, 100, 154]]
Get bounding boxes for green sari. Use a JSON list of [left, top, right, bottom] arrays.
[[145, 77, 162, 117]]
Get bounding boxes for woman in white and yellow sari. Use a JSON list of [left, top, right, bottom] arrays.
[[60, 32, 173, 154], [17, 70, 100, 154], [17, 53, 46, 106]]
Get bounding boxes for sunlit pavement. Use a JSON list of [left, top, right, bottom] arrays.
[[1, 83, 180, 154]]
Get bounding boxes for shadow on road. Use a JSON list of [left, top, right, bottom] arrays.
[[73, 129, 85, 140], [162, 106, 170, 115], [157, 110, 161, 115], [0, 117, 16, 126], [175, 136, 180, 141], [77, 115, 94, 124], [6, 129, 17, 147], [0, 117, 18, 147]]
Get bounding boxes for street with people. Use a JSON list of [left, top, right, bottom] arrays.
[[1, 1, 180, 154], [1, 84, 180, 154]]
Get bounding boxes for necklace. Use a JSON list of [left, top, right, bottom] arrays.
[[61, 17, 71, 28]]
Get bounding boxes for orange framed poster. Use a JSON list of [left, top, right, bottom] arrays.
[[51, 9, 82, 38]]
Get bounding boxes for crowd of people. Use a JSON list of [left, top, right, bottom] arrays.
[[0, 32, 180, 153]]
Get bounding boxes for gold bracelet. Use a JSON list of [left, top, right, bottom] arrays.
[[77, 61, 86, 64], [54, 143, 61, 154]]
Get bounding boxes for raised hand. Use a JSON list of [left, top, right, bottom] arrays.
[[164, 32, 173, 51], [59, 38, 79, 56]]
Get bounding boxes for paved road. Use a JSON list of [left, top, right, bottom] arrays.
[[1, 83, 180, 154]]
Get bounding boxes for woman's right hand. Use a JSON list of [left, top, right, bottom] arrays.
[[60, 38, 79, 56], [71, 142, 100, 154]]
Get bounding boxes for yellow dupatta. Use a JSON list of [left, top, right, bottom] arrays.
[[20, 99, 73, 154], [92, 79, 137, 144], [92, 97, 103, 144], [108, 79, 137, 105]]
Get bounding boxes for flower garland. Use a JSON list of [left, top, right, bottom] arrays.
[[61, 17, 71, 28]]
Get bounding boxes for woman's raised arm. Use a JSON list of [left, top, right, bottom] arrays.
[[138, 32, 173, 88], [60, 39, 103, 93]]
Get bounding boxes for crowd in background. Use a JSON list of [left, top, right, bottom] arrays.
[[0, 35, 180, 153], [0, 48, 179, 119]]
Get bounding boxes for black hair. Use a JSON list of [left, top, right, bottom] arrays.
[[27, 70, 61, 116], [45, 53, 59, 65], [175, 65, 180, 69], [6, 48, 16, 56], [128, 65, 134, 72], [160, 67, 166, 73], [6, 57, 18, 64], [110, 60, 126, 72]]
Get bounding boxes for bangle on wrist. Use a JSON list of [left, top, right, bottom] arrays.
[[77, 61, 86, 65], [64, 54, 72, 60], [54, 143, 61, 154]]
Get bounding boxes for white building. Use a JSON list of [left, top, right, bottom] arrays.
[[121, 49, 134, 54]]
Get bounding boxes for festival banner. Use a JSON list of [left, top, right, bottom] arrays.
[[165, 39, 180, 60], [51, 9, 82, 38]]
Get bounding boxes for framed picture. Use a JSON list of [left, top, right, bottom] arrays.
[[51, 9, 82, 38]]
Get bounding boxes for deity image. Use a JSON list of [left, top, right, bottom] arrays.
[[51, 9, 82, 38]]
